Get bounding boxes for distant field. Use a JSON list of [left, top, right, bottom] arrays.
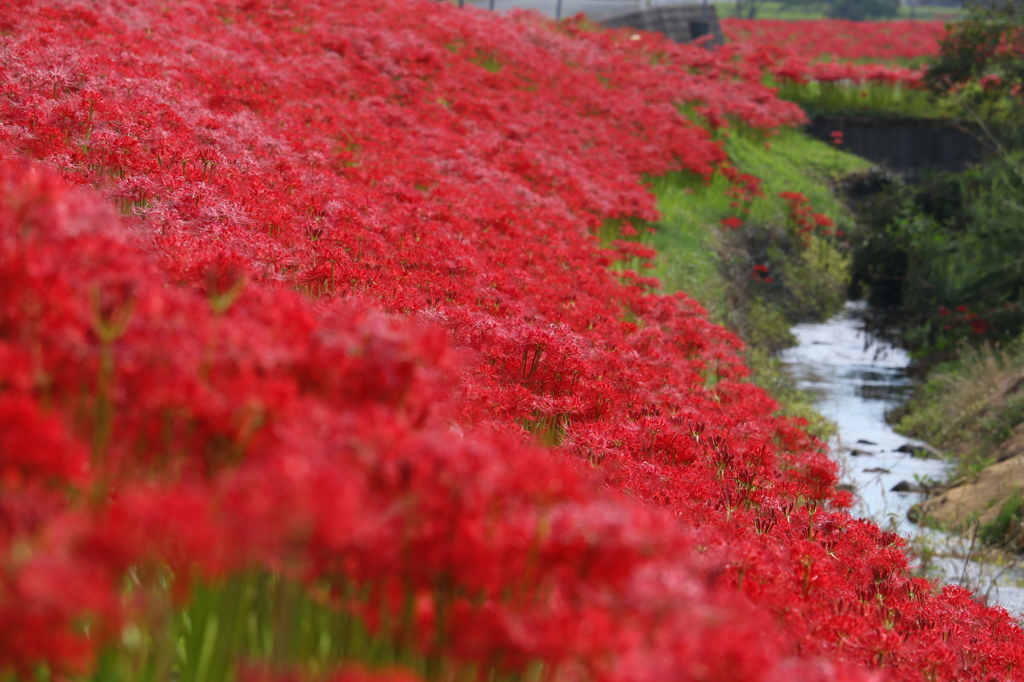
[[714, 0, 961, 21], [721, 16, 946, 64]]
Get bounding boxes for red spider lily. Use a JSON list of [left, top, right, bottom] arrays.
[[751, 263, 774, 284], [814, 213, 834, 229], [779, 192, 836, 242], [0, 2, 1022, 681], [716, 20, 937, 92], [721, 18, 946, 63]]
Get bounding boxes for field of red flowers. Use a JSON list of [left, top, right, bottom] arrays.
[[721, 18, 947, 64], [720, 18, 946, 91], [1, 1, 1022, 681]]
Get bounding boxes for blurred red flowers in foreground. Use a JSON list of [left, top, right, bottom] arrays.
[[0, 2, 1021, 681]]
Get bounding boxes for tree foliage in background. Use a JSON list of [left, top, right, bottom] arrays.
[[733, 0, 770, 19], [843, 0, 1024, 356], [925, 0, 1024, 134], [777, 0, 900, 20], [846, 0, 1024, 353], [847, 154, 1024, 355]]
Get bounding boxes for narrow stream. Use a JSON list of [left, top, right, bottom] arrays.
[[780, 302, 1024, 618]]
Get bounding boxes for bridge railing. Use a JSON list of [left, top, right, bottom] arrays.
[[447, 0, 712, 22]]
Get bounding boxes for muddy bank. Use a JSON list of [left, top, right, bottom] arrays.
[[894, 342, 1024, 546], [914, 455, 1024, 529]]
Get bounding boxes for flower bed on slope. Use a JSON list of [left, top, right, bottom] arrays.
[[720, 18, 947, 115], [0, 1, 1023, 680], [720, 18, 946, 64]]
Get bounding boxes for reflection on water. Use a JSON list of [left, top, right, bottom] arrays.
[[780, 302, 1024, 617], [856, 380, 912, 403]]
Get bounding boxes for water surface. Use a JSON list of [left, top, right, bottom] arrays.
[[780, 302, 1024, 617]]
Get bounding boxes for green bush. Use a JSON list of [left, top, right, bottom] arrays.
[[924, 0, 1024, 137], [845, 153, 1024, 356], [652, 129, 865, 350], [650, 128, 864, 428], [826, 0, 900, 20], [894, 338, 1024, 481], [979, 492, 1024, 552]]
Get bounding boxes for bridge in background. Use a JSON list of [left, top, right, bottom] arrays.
[[465, 0, 724, 45]]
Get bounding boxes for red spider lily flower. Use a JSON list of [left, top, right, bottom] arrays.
[[813, 213, 834, 228], [980, 74, 1002, 90], [0, 4, 1022, 681], [969, 316, 990, 335], [720, 18, 945, 63], [751, 264, 774, 283]]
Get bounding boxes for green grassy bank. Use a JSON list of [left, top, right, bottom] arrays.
[[649, 127, 869, 436]]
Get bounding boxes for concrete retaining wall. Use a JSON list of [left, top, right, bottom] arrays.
[[807, 116, 984, 178]]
